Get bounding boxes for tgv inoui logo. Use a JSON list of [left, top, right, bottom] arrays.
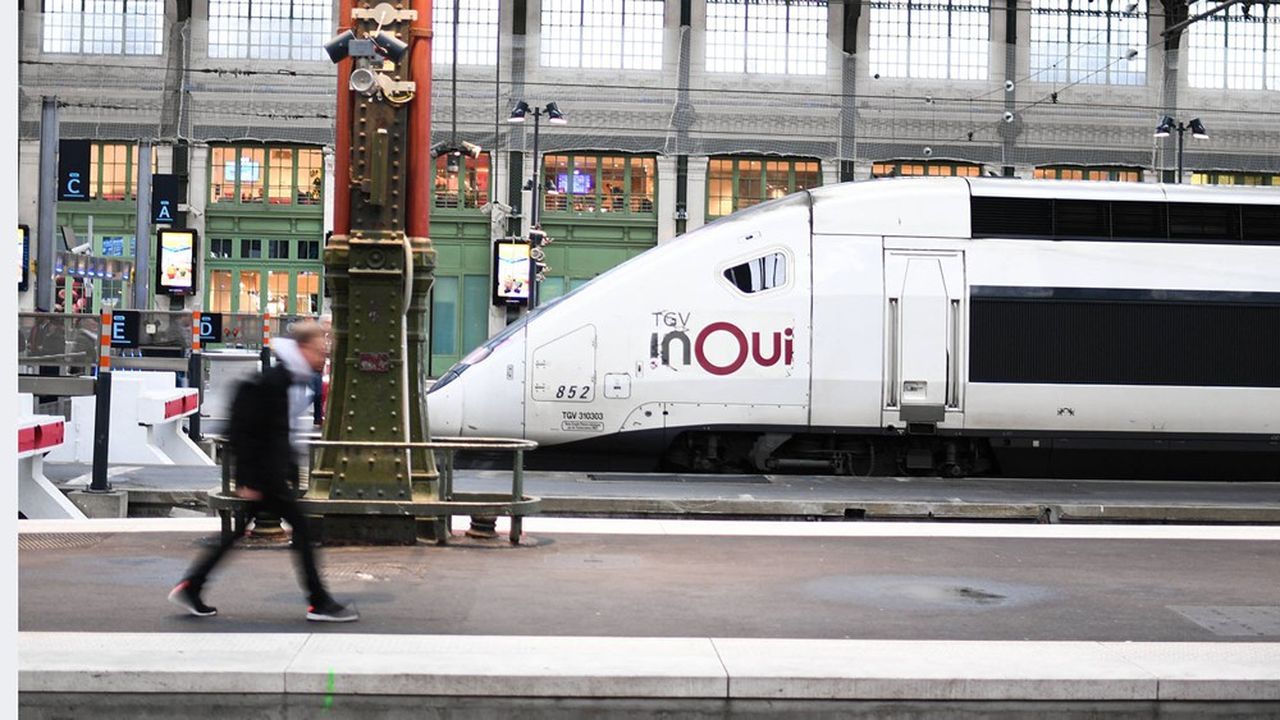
[[650, 312, 794, 376]]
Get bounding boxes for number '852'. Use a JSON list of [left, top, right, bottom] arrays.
[[555, 385, 591, 399]]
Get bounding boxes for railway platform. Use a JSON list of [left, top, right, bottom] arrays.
[[40, 461, 1280, 523], [17, 517, 1280, 718]]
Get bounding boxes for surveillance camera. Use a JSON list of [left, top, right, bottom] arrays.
[[1003, 111, 1015, 123], [461, 141, 482, 159], [923, 146, 933, 157], [324, 29, 355, 63], [429, 141, 447, 158], [371, 31, 409, 62], [1005, 80, 1015, 92], [70, 242, 92, 255]]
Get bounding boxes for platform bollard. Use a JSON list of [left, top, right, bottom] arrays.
[[187, 311, 202, 442], [89, 310, 113, 493]]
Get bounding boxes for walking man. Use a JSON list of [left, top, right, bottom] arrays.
[[168, 320, 357, 622]]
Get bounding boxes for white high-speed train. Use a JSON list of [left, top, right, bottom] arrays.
[[428, 178, 1280, 479]]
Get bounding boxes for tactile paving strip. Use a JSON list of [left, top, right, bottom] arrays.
[[1169, 605, 1280, 636], [18, 533, 112, 551]]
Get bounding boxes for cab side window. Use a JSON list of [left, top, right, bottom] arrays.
[[724, 252, 787, 294]]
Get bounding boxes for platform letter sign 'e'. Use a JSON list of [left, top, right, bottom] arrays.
[[58, 140, 91, 202], [110, 310, 141, 349], [151, 174, 179, 224]]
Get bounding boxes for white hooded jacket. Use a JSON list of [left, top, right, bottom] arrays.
[[270, 337, 317, 457]]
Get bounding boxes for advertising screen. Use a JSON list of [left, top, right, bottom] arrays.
[[157, 229, 197, 295], [18, 225, 29, 291], [492, 240, 532, 305]]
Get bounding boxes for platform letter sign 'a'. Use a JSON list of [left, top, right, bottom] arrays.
[[58, 140, 91, 202], [151, 174, 179, 224]]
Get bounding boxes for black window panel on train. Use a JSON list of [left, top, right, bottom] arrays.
[[1109, 201, 1168, 239], [1241, 205, 1280, 242], [1169, 203, 1241, 241], [971, 197, 1053, 237], [724, 252, 788, 294], [969, 288, 1280, 387], [1053, 199, 1110, 237]]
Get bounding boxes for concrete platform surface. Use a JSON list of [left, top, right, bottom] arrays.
[[19, 518, 1280, 709], [19, 519, 1280, 641], [41, 462, 1280, 523], [19, 632, 1280, 702]]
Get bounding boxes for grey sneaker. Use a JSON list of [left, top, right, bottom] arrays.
[[307, 600, 359, 623]]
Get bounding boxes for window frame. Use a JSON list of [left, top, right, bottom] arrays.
[[705, 0, 830, 76], [1029, 0, 1148, 86], [1187, 0, 1279, 90], [207, 0, 332, 62], [707, 156, 822, 219], [871, 160, 983, 178], [1033, 165, 1144, 182], [721, 249, 793, 297], [868, 0, 992, 80], [540, 152, 659, 217], [432, 152, 493, 210], [540, 0, 666, 71], [41, 0, 165, 56], [433, 0, 500, 66], [209, 145, 325, 208]]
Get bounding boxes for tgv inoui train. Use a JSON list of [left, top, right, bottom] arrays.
[[428, 178, 1280, 479]]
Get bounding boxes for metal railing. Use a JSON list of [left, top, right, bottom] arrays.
[[210, 436, 540, 544]]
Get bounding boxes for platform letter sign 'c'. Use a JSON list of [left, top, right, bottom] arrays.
[[58, 140, 91, 202]]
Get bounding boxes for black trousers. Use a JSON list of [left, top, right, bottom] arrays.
[[186, 492, 331, 607]]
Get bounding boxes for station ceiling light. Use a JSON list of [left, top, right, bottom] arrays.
[[1188, 118, 1209, 139], [508, 100, 530, 123], [1154, 116, 1175, 138], [546, 102, 568, 125]]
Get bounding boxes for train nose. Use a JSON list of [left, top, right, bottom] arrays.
[[426, 379, 463, 437]]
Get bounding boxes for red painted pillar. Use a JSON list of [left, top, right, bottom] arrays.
[[406, 0, 432, 239], [333, 0, 354, 236]]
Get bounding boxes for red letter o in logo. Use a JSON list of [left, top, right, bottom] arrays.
[[695, 322, 748, 376]]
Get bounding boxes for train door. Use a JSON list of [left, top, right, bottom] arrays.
[[882, 250, 965, 430]]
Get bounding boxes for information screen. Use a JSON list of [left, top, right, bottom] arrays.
[[492, 240, 532, 305], [157, 229, 197, 295]]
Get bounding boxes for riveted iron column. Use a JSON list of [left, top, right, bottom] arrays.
[[309, 0, 438, 544]]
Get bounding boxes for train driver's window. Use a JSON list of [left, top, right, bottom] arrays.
[[723, 252, 787, 294]]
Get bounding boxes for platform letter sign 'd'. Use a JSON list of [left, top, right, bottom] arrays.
[[58, 140, 91, 202], [151, 174, 179, 224], [198, 312, 223, 343], [110, 310, 141, 349]]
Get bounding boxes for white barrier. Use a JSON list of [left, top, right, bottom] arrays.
[[49, 371, 214, 466], [19, 394, 87, 519]]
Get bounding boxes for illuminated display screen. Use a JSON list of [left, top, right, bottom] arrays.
[[157, 229, 197, 295], [492, 240, 531, 305]]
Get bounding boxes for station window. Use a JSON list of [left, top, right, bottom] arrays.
[[706, 0, 828, 76], [84, 143, 157, 201], [296, 271, 320, 315], [210, 238, 233, 259], [869, 0, 990, 80], [208, 270, 233, 313], [871, 160, 982, 177], [298, 240, 321, 259], [707, 157, 821, 219], [1030, 0, 1147, 86], [210, 146, 324, 207], [1187, 0, 1280, 90], [1034, 166, 1143, 182], [238, 270, 262, 312], [208, 0, 331, 62], [542, 154, 657, 215], [42, 0, 164, 55], [433, 153, 491, 210], [724, 252, 788, 294], [1191, 171, 1280, 186], [268, 239, 290, 259], [267, 271, 290, 316], [541, 0, 664, 70], [434, 0, 499, 66], [241, 239, 262, 259]]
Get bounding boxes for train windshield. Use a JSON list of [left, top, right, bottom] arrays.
[[428, 287, 585, 393]]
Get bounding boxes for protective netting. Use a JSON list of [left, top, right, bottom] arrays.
[[18, 11, 1280, 176]]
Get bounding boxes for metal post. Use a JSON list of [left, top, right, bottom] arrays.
[[90, 310, 113, 492], [529, 108, 541, 308], [36, 97, 58, 313], [511, 449, 524, 544], [1176, 125, 1185, 185], [260, 312, 272, 372], [187, 310, 202, 441], [132, 142, 153, 310]]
